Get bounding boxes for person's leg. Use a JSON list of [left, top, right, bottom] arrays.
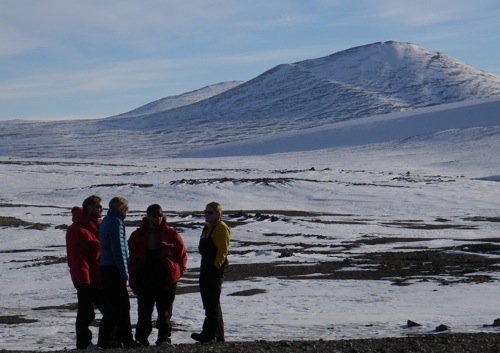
[[215, 300, 224, 342], [75, 286, 95, 349], [192, 270, 224, 343], [209, 270, 225, 342], [92, 286, 106, 317], [201, 281, 223, 340], [114, 279, 135, 346], [155, 284, 177, 345], [98, 266, 121, 348], [135, 291, 155, 346]]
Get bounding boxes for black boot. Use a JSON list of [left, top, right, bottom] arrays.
[[191, 332, 215, 343]]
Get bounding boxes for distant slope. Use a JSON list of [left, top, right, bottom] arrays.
[[179, 97, 500, 157], [111, 80, 244, 119], [0, 41, 499, 159]]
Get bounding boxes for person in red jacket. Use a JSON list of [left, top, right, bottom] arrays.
[[128, 204, 187, 346], [66, 195, 105, 349]]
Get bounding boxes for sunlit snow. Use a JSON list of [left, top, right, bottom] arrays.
[[1, 96, 500, 350]]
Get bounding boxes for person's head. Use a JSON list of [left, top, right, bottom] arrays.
[[109, 196, 129, 216], [204, 202, 222, 225], [146, 204, 163, 228], [82, 195, 103, 220]]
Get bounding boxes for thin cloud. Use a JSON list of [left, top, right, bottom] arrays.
[[0, 45, 320, 102], [373, 0, 498, 26], [0, 1, 244, 55]]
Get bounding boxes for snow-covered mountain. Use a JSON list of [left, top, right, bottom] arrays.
[[114, 80, 244, 119], [1, 41, 499, 159]]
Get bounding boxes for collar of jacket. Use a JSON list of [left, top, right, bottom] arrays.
[[139, 216, 168, 231], [106, 208, 125, 220]]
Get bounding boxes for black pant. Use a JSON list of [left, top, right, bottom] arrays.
[[75, 285, 105, 349], [199, 266, 225, 341], [135, 284, 177, 344], [98, 266, 134, 346]]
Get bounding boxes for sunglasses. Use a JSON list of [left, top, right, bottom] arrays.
[[204, 210, 215, 215]]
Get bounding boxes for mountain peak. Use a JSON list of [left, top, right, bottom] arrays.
[[286, 41, 499, 106], [1, 41, 499, 159]]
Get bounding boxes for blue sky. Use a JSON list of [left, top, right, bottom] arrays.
[[1, 0, 499, 121]]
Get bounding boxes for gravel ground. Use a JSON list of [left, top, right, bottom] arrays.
[[2, 333, 500, 353]]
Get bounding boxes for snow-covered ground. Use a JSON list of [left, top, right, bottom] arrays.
[[1, 97, 500, 350], [1, 146, 499, 350]]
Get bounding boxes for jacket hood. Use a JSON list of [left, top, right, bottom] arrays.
[[71, 207, 85, 223], [72, 206, 101, 227]]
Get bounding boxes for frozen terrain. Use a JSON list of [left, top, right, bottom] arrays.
[[1, 97, 500, 350]]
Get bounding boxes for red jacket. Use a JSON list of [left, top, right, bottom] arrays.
[[66, 207, 102, 288], [128, 217, 187, 294]]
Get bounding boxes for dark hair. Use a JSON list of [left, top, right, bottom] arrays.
[[146, 204, 163, 217], [82, 195, 102, 212]]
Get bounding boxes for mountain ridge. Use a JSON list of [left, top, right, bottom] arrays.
[[104, 40, 500, 128], [113, 80, 244, 119], [0, 40, 499, 159]]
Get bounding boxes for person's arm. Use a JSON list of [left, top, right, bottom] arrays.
[[212, 222, 230, 269], [108, 218, 128, 281], [160, 229, 187, 284], [127, 232, 139, 293], [66, 227, 91, 287], [175, 231, 188, 276]]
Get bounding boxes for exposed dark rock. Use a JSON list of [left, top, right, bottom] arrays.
[[435, 324, 449, 332], [0, 316, 38, 324], [407, 320, 422, 328]]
